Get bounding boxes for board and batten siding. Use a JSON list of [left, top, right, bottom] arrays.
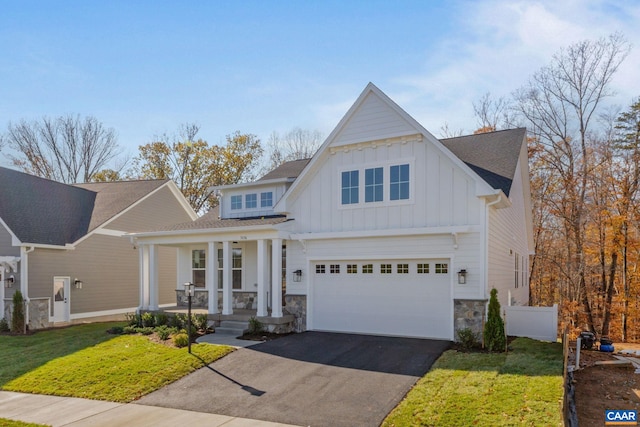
[[287, 139, 481, 234], [285, 233, 483, 301], [27, 234, 177, 314], [107, 185, 194, 233], [487, 159, 530, 307], [331, 91, 417, 147]]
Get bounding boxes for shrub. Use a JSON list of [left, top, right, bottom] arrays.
[[248, 316, 264, 334], [0, 318, 9, 332], [172, 333, 189, 348], [155, 325, 173, 340], [136, 326, 154, 335], [107, 325, 124, 335], [193, 314, 209, 331], [484, 288, 506, 352], [125, 312, 142, 327], [11, 290, 25, 334], [123, 325, 137, 334], [154, 312, 168, 326], [141, 312, 155, 328], [170, 314, 186, 329], [456, 328, 479, 351]]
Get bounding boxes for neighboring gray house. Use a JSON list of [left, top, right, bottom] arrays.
[[131, 83, 534, 340], [0, 167, 197, 329]]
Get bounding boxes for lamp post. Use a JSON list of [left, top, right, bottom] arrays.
[[184, 282, 195, 353]]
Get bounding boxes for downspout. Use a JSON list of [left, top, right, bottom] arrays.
[[20, 246, 35, 329]]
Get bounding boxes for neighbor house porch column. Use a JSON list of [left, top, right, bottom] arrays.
[[148, 244, 159, 310], [207, 241, 219, 314], [256, 239, 269, 317], [271, 238, 283, 318], [222, 240, 233, 315], [139, 244, 150, 310]]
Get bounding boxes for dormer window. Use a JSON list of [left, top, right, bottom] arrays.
[[231, 195, 242, 210], [261, 191, 273, 207], [246, 193, 257, 209]]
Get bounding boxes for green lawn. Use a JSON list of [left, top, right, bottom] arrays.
[[382, 338, 564, 427], [0, 323, 234, 402], [0, 419, 48, 427]]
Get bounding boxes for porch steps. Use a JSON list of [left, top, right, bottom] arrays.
[[215, 320, 248, 336]]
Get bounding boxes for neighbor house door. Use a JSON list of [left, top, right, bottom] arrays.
[[52, 277, 70, 322]]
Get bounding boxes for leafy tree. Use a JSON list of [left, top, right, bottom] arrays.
[[514, 33, 630, 333], [4, 114, 125, 183], [133, 124, 263, 213], [484, 288, 505, 352]]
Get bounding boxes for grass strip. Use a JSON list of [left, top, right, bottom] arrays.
[[382, 337, 563, 427], [1, 323, 234, 402]]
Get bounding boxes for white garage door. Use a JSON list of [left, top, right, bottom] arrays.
[[311, 259, 452, 340]]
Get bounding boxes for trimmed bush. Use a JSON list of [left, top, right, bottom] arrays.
[[172, 333, 189, 348], [456, 328, 479, 351], [107, 325, 124, 335], [484, 288, 506, 352], [0, 317, 9, 332], [248, 316, 264, 334], [141, 312, 155, 328], [154, 312, 168, 326], [125, 312, 142, 327], [193, 314, 209, 331]]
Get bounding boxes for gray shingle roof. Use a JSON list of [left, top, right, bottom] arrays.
[[258, 158, 310, 181], [159, 205, 290, 231], [74, 180, 167, 231], [440, 128, 526, 196], [0, 167, 167, 246]]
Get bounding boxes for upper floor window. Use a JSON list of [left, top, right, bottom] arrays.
[[261, 191, 273, 207], [365, 167, 383, 203], [341, 170, 359, 205], [390, 164, 410, 200], [231, 195, 242, 210], [245, 193, 257, 209]]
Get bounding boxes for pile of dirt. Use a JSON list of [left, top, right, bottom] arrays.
[[573, 343, 640, 427]]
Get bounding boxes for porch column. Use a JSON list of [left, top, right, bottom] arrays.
[[271, 238, 283, 318], [139, 245, 150, 310], [256, 239, 268, 317], [207, 241, 219, 314], [148, 244, 159, 310], [222, 241, 233, 315]]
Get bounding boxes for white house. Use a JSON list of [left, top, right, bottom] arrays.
[[130, 83, 533, 341]]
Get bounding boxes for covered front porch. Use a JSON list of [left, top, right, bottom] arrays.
[[132, 217, 297, 332]]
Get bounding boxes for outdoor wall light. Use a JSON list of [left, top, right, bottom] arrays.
[[293, 269, 303, 282], [4, 275, 14, 288], [457, 269, 468, 285], [74, 278, 83, 289]]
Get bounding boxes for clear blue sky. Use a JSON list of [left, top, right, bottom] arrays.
[[1, 1, 639, 168]]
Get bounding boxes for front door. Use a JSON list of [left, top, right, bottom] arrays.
[[52, 277, 70, 322]]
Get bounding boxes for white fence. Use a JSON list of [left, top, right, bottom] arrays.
[[504, 304, 558, 342]]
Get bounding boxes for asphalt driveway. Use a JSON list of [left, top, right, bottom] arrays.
[[136, 331, 450, 427]]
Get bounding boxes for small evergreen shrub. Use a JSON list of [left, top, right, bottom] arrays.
[[107, 325, 124, 335], [456, 328, 479, 351], [136, 326, 154, 335], [248, 316, 264, 334], [11, 290, 25, 334], [0, 318, 9, 332], [141, 312, 155, 328], [172, 333, 189, 348], [125, 312, 142, 327], [193, 314, 209, 331], [484, 288, 506, 352], [155, 325, 173, 340], [123, 325, 137, 334], [154, 312, 168, 326]]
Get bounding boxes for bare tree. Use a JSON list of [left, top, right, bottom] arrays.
[[514, 33, 630, 333], [5, 115, 123, 183], [473, 92, 518, 132], [438, 122, 464, 138], [261, 127, 323, 174]]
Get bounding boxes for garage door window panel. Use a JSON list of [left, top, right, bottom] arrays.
[[362, 264, 373, 274], [316, 264, 326, 274], [435, 263, 448, 274], [381, 264, 392, 274], [417, 263, 429, 274], [330, 264, 340, 274]]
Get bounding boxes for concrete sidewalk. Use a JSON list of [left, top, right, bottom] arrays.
[[0, 391, 300, 427]]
